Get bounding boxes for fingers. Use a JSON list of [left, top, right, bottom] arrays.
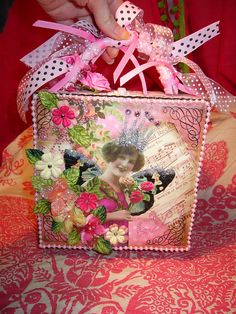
[[37, 0, 81, 24], [101, 47, 119, 64], [102, 51, 115, 64], [125, 211, 132, 221], [86, 0, 129, 40]]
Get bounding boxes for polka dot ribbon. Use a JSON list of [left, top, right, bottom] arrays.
[[17, 1, 235, 122]]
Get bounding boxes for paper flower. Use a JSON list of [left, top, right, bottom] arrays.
[[81, 214, 106, 243], [52, 101, 77, 128], [104, 224, 128, 245], [51, 190, 77, 218], [75, 192, 98, 213], [129, 190, 144, 204], [80, 71, 111, 91], [45, 178, 68, 202], [139, 181, 155, 192], [35, 152, 64, 179]]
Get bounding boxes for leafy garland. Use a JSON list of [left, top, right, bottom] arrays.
[[26, 91, 117, 254]]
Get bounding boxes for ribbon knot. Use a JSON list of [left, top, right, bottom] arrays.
[[17, 1, 235, 122]]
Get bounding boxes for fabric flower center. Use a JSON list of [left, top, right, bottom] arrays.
[[47, 164, 52, 168]]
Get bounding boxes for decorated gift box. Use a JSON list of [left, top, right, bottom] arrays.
[[18, 2, 235, 254]]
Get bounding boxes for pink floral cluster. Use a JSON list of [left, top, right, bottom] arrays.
[[119, 177, 155, 206], [75, 192, 106, 243], [46, 179, 106, 245]]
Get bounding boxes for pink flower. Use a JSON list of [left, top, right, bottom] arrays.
[[140, 181, 155, 192], [130, 190, 144, 204], [76, 192, 98, 213], [52, 101, 77, 128], [80, 71, 111, 91], [45, 178, 68, 202], [51, 190, 77, 218], [81, 214, 106, 243]]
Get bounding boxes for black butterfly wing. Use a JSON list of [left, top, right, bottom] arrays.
[[131, 167, 175, 216], [63, 149, 102, 185]]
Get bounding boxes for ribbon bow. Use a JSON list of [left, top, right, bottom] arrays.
[[17, 1, 235, 122]]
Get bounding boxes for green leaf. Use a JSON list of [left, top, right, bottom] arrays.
[[94, 237, 112, 255], [68, 229, 81, 245], [52, 220, 64, 233], [32, 175, 53, 192], [34, 199, 51, 214], [85, 177, 100, 192], [68, 125, 92, 148], [61, 168, 80, 187], [38, 91, 58, 109], [26, 149, 44, 165], [84, 177, 103, 198], [103, 105, 123, 121], [143, 193, 151, 202], [69, 184, 81, 195], [92, 206, 107, 224]]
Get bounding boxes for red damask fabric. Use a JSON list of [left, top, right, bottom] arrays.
[[0, 109, 235, 313]]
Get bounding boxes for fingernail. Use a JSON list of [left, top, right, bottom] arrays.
[[107, 59, 114, 65], [114, 26, 130, 40]]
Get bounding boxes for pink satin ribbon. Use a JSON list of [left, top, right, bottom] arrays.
[[17, 1, 234, 122], [33, 20, 97, 43]]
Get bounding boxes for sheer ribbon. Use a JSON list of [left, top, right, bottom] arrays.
[[17, 1, 234, 122]]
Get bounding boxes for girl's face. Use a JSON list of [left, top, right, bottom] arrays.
[[109, 152, 138, 177]]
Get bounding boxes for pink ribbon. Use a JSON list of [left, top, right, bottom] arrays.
[[17, 1, 235, 121], [33, 20, 97, 43]]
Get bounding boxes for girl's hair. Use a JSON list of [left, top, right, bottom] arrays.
[[102, 141, 145, 172]]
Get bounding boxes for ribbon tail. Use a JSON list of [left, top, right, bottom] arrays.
[[50, 56, 84, 92], [120, 61, 158, 86], [114, 32, 139, 83], [17, 58, 69, 121], [127, 52, 147, 95], [171, 21, 220, 58], [33, 20, 96, 43]]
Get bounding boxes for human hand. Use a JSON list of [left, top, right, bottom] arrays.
[[36, 0, 130, 64], [106, 210, 132, 221]]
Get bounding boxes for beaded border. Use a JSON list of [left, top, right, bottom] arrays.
[[32, 91, 211, 253]]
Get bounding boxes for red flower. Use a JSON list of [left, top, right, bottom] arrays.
[[140, 181, 155, 192], [76, 192, 98, 213], [130, 190, 144, 204], [81, 214, 106, 243], [52, 104, 76, 128]]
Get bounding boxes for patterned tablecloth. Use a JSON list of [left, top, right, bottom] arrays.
[[0, 109, 236, 313]]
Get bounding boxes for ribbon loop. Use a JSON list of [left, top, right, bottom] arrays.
[[17, 1, 235, 122]]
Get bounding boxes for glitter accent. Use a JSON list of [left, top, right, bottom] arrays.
[[118, 110, 155, 152]]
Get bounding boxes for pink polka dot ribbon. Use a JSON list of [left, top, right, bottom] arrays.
[[17, 1, 235, 122]]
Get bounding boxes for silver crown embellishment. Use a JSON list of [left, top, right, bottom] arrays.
[[117, 109, 159, 152]]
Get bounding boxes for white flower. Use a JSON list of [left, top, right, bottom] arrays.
[[104, 224, 128, 246], [35, 152, 64, 179]]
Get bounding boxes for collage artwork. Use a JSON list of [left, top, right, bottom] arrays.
[[26, 91, 209, 254]]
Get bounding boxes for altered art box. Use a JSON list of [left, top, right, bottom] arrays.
[[20, 1, 233, 254], [26, 91, 210, 254]]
